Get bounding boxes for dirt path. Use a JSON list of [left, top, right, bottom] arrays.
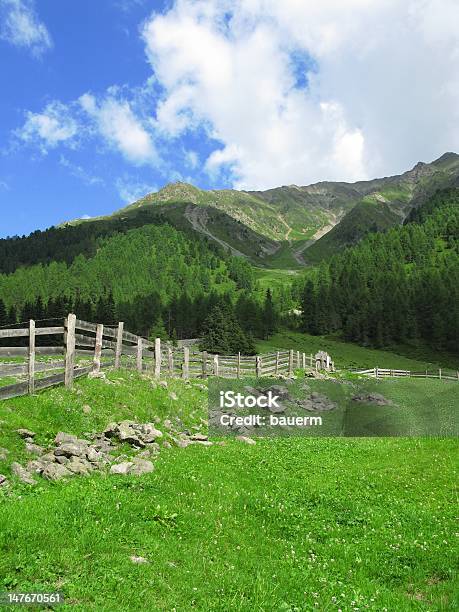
[[292, 213, 340, 265], [184, 205, 247, 258]]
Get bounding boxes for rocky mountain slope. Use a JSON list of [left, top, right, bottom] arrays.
[[104, 152, 459, 266]]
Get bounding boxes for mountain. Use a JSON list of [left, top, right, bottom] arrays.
[[2, 153, 458, 275], [95, 152, 459, 266]]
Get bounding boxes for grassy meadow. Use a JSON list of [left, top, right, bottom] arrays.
[[0, 370, 458, 610]]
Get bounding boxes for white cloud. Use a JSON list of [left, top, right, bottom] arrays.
[[18, 101, 78, 153], [0, 0, 52, 56], [142, 0, 459, 188], [59, 156, 105, 187], [80, 92, 158, 165], [115, 176, 157, 203]]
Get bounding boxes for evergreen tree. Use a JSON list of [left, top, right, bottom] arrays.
[[200, 304, 255, 355], [149, 316, 169, 342]]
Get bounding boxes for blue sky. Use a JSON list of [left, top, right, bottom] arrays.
[[0, 0, 458, 238]]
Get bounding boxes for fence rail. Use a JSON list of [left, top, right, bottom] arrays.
[[351, 366, 459, 381], [0, 314, 317, 401]]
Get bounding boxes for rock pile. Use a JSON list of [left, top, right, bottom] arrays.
[[351, 392, 393, 406], [3, 418, 225, 486]]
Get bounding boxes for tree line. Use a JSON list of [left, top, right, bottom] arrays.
[[298, 188, 459, 355]]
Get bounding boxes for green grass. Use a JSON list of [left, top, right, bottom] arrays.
[[256, 330, 458, 371], [0, 372, 458, 610]]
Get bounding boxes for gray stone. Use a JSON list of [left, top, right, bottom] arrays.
[[16, 428, 36, 439], [0, 474, 8, 486], [190, 433, 208, 441], [25, 442, 44, 455], [66, 457, 93, 475], [0, 447, 9, 461], [129, 458, 154, 476], [118, 424, 144, 447], [82, 404, 91, 414], [54, 456, 69, 465], [54, 432, 78, 445], [352, 393, 393, 406], [130, 555, 149, 564], [86, 447, 103, 462], [162, 441, 172, 449], [159, 380, 168, 388], [11, 462, 37, 485], [110, 462, 134, 475], [54, 441, 88, 458], [42, 463, 72, 480], [163, 419, 173, 430], [169, 392, 178, 400], [192, 440, 213, 446], [103, 423, 119, 437], [176, 439, 191, 448], [236, 435, 256, 445]]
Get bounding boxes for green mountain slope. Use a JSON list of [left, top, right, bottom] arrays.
[[116, 152, 459, 265]]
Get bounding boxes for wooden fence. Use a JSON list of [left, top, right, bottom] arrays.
[[0, 314, 315, 401], [352, 366, 459, 381]]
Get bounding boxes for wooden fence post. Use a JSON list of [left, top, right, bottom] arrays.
[[202, 351, 208, 379], [375, 366, 379, 379], [182, 347, 189, 379], [288, 350, 294, 377], [439, 368, 442, 380], [275, 351, 279, 376], [115, 322, 124, 369], [302, 352, 306, 369], [136, 337, 143, 373], [168, 347, 174, 376], [93, 323, 103, 374], [28, 319, 35, 395], [310, 353, 313, 368], [256, 356, 261, 378], [237, 352, 241, 379], [296, 351, 300, 369], [213, 354, 219, 376], [64, 313, 76, 388], [154, 338, 161, 378]]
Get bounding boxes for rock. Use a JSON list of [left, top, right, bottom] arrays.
[[162, 441, 172, 449], [25, 442, 44, 455], [266, 385, 290, 399], [0, 474, 8, 486], [190, 433, 208, 441], [163, 419, 173, 430], [136, 450, 151, 459], [86, 447, 103, 462], [110, 462, 134, 475], [11, 462, 37, 485], [54, 456, 69, 465], [27, 459, 47, 473], [236, 435, 256, 445], [88, 371, 106, 379], [352, 393, 393, 406], [193, 440, 213, 446], [54, 432, 78, 445], [82, 404, 91, 414], [169, 392, 178, 400], [118, 424, 144, 447], [42, 463, 72, 480], [0, 447, 9, 461], [66, 456, 93, 475], [16, 428, 36, 439], [129, 458, 154, 476], [103, 423, 119, 438], [159, 380, 168, 388], [54, 441, 88, 458], [176, 439, 191, 448], [130, 555, 149, 564]]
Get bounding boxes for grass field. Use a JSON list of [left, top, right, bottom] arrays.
[[256, 330, 459, 371], [0, 371, 458, 610]]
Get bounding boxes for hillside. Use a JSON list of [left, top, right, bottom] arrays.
[[0, 371, 457, 609], [1, 153, 458, 274]]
